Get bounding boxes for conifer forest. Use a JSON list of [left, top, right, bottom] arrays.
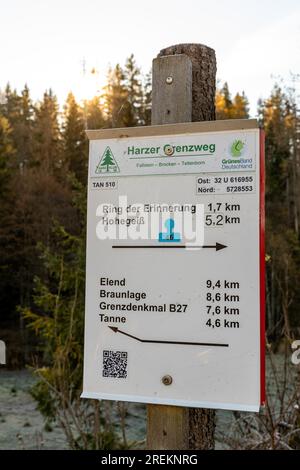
[[0, 53, 300, 450]]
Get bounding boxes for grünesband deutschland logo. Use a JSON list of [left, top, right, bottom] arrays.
[[230, 139, 245, 157]]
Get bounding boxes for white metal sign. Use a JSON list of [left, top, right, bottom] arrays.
[[82, 120, 265, 412]]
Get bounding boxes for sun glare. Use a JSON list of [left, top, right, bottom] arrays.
[[73, 66, 106, 103]]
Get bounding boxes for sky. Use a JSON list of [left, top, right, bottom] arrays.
[[1, 0, 300, 116]]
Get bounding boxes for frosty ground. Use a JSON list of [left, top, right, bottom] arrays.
[[0, 353, 295, 450]]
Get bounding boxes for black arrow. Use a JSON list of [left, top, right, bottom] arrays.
[[108, 326, 228, 347], [112, 242, 227, 251]]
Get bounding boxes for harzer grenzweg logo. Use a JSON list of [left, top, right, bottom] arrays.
[[96, 146, 120, 174]]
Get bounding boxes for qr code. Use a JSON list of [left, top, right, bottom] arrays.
[[102, 350, 128, 378]]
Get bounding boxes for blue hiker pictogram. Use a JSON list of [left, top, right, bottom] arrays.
[[158, 218, 181, 242]]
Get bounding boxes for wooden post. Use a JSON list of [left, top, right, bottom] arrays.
[[147, 43, 217, 450]]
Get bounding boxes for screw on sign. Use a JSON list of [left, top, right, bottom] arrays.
[[162, 375, 173, 386]]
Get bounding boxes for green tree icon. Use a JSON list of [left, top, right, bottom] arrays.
[[101, 147, 115, 171], [96, 146, 119, 173]]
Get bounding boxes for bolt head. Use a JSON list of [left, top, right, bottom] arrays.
[[162, 375, 173, 386], [165, 76, 173, 85]]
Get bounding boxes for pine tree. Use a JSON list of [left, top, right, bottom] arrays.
[[0, 84, 21, 169], [18, 85, 35, 168], [232, 92, 249, 119], [123, 54, 144, 126], [1, 84, 20, 125], [0, 84, 35, 171], [102, 64, 128, 127], [0, 115, 17, 330], [216, 83, 249, 120], [142, 70, 152, 126], [258, 85, 292, 202], [34, 89, 61, 174], [216, 82, 232, 119], [0, 115, 14, 197], [62, 92, 87, 184], [86, 96, 105, 130], [258, 84, 300, 339], [102, 57, 147, 128]]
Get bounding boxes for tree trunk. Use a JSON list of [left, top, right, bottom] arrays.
[[148, 43, 217, 450]]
